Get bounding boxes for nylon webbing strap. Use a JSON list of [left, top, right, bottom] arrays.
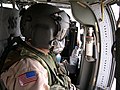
[[0, 37, 19, 74], [29, 49, 64, 86], [0, 37, 65, 87], [16, 38, 64, 86]]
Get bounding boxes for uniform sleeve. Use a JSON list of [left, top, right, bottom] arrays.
[[1, 58, 50, 90]]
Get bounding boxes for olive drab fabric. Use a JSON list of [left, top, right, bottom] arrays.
[[1, 59, 49, 90], [20, 47, 72, 90], [0, 47, 76, 90]]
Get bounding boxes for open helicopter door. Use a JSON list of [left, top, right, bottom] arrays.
[[70, 0, 116, 90], [91, 3, 116, 90]]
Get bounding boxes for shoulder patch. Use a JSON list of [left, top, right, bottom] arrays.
[[18, 71, 38, 86]]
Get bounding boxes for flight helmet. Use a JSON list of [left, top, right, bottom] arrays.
[[20, 3, 70, 49]]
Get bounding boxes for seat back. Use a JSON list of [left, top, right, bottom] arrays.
[[0, 7, 21, 58]]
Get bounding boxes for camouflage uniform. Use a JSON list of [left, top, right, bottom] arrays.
[[0, 46, 76, 90], [1, 47, 50, 90]]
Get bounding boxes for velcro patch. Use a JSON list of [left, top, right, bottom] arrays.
[[18, 71, 38, 86]]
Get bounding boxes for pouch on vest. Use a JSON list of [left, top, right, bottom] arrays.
[[21, 46, 72, 90], [1, 38, 75, 90]]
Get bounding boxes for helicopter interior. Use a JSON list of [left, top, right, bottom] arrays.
[[0, 0, 120, 90]]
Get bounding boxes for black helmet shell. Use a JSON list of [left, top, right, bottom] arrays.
[[20, 3, 70, 49]]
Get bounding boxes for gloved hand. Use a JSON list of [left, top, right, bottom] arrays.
[[69, 46, 81, 66]]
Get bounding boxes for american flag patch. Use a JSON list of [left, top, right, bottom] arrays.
[[18, 71, 38, 86]]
